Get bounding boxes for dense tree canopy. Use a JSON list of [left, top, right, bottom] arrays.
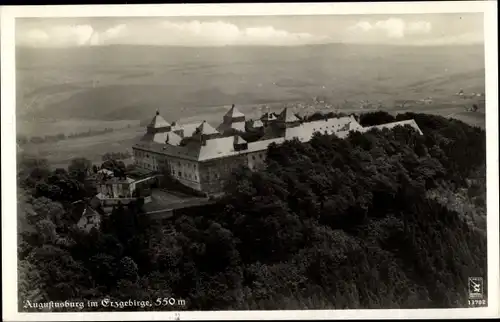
[[17, 112, 487, 311]]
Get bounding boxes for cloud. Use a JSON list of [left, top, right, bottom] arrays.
[[89, 24, 127, 46], [18, 24, 94, 47], [350, 18, 432, 39], [407, 21, 432, 34], [18, 20, 330, 47], [412, 32, 483, 46], [155, 20, 324, 46]]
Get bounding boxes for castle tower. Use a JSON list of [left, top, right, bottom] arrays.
[[139, 110, 180, 145], [191, 120, 220, 145], [276, 107, 301, 129], [217, 104, 246, 133], [147, 110, 171, 134]]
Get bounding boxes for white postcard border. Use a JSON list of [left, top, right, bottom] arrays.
[[1, 1, 498, 321]]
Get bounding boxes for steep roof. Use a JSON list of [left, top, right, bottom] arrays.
[[234, 135, 247, 145], [217, 121, 246, 133], [148, 110, 171, 129], [141, 131, 183, 145], [171, 121, 219, 138], [252, 120, 264, 127], [197, 136, 282, 161], [361, 119, 423, 135], [224, 105, 245, 119], [195, 121, 219, 136], [261, 112, 277, 121], [135, 134, 282, 162], [176, 123, 199, 137], [284, 116, 361, 142], [278, 107, 300, 123], [197, 137, 236, 161], [165, 132, 183, 145], [134, 141, 200, 161]]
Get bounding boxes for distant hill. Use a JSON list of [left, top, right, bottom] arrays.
[[16, 43, 485, 124]]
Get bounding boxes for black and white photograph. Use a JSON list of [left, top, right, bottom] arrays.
[[1, 2, 499, 320]]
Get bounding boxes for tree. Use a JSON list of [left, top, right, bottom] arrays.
[[359, 111, 396, 127], [118, 256, 139, 281], [35, 219, 59, 244], [102, 159, 126, 177], [68, 158, 92, 182], [88, 253, 118, 288], [23, 245, 91, 302]]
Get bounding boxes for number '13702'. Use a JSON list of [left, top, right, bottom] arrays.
[[469, 299, 486, 306]]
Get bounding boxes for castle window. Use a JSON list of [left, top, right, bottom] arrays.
[[178, 171, 182, 177]]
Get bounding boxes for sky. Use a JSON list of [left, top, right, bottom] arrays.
[[16, 13, 484, 48]]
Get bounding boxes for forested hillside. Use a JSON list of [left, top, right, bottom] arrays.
[[17, 112, 487, 311]]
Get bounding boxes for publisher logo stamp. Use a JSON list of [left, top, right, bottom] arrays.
[[468, 277, 483, 300]]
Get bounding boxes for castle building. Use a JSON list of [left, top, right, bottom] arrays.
[[132, 105, 423, 195]]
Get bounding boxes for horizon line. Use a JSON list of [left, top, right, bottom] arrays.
[[16, 42, 485, 49]]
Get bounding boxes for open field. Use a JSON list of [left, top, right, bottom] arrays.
[[17, 44, 485, 130], [17, 119, 141, 137], [21, 126, 143, 169], [16, 43, 485, 168]]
